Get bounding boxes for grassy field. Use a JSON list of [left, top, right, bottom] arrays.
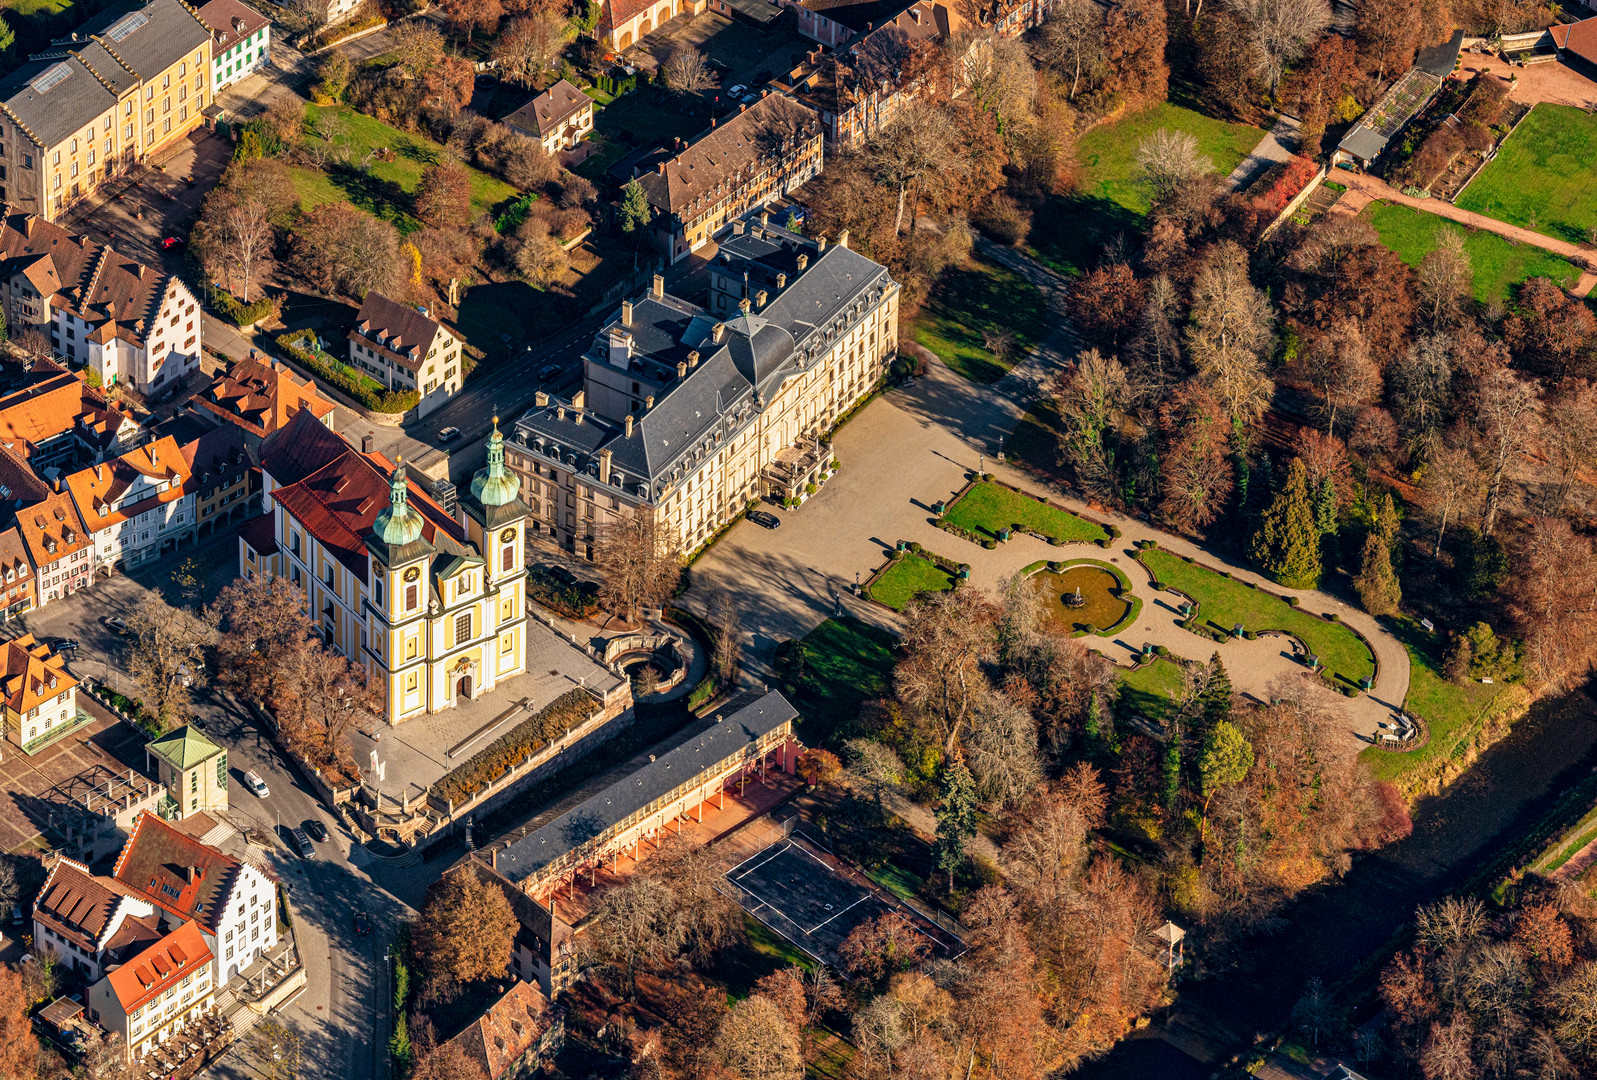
[[1456, 104, 1597, 245], [869, 553, 958, 611], [944, 481, 1108, 544], [782, 617, 897, 746], [1141, 549, 1375, 688], [1361, 616, 1507, 788], [912, 256, 1050, 384], [1364, 201, 1581, 302], [1030, 103, 1264, 274], [294, 105, 520, 229], [1118, 657, 1187, 721]]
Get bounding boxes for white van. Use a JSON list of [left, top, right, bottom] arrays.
[[244, 771, 270, 798]]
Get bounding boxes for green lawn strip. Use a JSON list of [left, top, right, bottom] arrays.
[[943, 481, 1108, 544], [1072, 103, 1266, 218], [912, 256, 1050, 384], [1361, 616, 1506, 787], [712, 914, 817, 1003], [868, 553, 958, 611], [1140, 549, 1374, 687], [1532, 803, 1597, 874], [866, 862, 926, 904], [1456, 103, 1597, 246], [1362, 200, 1580, 302], [785, 617, 897, 747], [296, 105, 519, 227], [1117, 657, 1187, 722]]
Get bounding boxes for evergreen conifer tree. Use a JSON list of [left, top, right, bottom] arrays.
[[1315, 476, 1339, 535], [1162, 722, 1183, 809], [1251, 458, 1322, 588], [1200, 652, 1234, 733], [1375, 492, 1400, 546], [388, 1010, 412, 1068], [934, 757, 977, 889], [618, 179, 652, 234], [1354, 531, 1402, 616]]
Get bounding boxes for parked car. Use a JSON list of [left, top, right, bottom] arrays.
[[289, 828, 316, 860], [437, 426, 461, 443], [353, 911, 372, 936], [303, 820, 328, 843], [47, 638, 80, 653], [103, 616, 130, 635], [549, 565, 578, 587], [727, 83, 747, 97], [243, 771, 270, 798], [11, 905, 22, 926], [748, 511, 782, 530], [161, 237, 185, 251], [539, 364, 562, 381]]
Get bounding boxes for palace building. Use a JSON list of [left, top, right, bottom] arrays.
[[239, 419, 531, 725], [508, 212, 897, 558]]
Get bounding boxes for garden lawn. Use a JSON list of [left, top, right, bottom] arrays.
[[784, 616, 897, 746], [1073, 103, 1265, 218], [1141, 549, 1375, 687], [1531, 803, 1597, 875], [1361, 616, 1506, 788], [1456, 103, 1597, 245], [944, 481, 1108, 544], [293, 105, 519, 229], [1363, 201, 1581, 302], [913, 256, 1050, 384], [1118, 658, 1186, 722], [869, 553, 958, 611]]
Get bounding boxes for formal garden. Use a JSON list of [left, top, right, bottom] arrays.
[[1021, 558, 1140, 637], [1138, 547, 1376, 689], [940, 480, 1109, 545], [1363, 201, 1581, 302], [866, 549, 965, 611], [1456, 103, 1597, 245]]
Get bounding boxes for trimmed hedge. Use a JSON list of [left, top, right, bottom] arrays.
[[211, 287, 277, 327], [431, 689, 594, 807], [277, 331, 419, 414]]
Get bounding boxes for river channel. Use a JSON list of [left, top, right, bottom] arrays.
[[1074, 684, 1597, 1077]]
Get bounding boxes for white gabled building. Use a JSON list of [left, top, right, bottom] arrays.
[[32, 857, 163, 981], [63, 435, 196, 572], [0, 209, 202, 397], [110, 811, 279, 988]]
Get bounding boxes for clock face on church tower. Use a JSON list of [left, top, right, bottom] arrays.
[[499, 528, 516, 543], [404, 567, 421, 583]]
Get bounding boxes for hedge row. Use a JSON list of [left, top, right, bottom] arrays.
[[431, 689, 595, 807], [276, 331, 418, 414], [211, 287, 277, 327]]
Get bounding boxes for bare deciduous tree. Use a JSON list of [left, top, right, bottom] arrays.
[[870, 101, 959, 236], [709, 592, 742, 687], [249, 1019, 304, 1080], [965, 691, 1042, 808], [492, 13, 566, 86], [593, 512, 682, 622], [1416, 227, 1472, 332], [662, 47, 716, 94], [1185, 243, 1274, 430], [584, 875, 680, 1001], [128, 594, 215, 731], [1421, 441, 1481, 556], [1040, 0, 1105, 99], [1226, 0, 1332, 94], [1136, 128, 1212, 203], [1471, 361, 1541, 536], [716, 994, 803, 1080], [1300, 322, 1380, 437], [895, 587, 998, 753], [1540, 378, 1597, 513]]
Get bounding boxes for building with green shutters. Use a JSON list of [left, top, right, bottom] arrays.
[[144, 725, 229, 819]]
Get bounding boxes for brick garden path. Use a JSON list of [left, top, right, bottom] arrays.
[[1333, 169, 1597, 296]]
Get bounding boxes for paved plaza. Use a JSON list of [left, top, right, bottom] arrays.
[[0, 700, 147, 855]]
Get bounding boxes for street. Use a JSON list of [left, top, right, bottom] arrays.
[[17, 532, 432, 1080]]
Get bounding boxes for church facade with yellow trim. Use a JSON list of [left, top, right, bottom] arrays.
[[240, 413, 531, 725]]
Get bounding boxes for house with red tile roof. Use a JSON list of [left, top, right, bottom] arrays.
[[63, 434, 196, 571], [111, 811, 279, 989], [1551, 16, 1597, 67], [443, 979, 563, 1079], [180, 424, 256, 538], [242, 415, 531, 724], [599, 0, 707, 50], [84, 918, 215, 1063], [189, 355, 335, 449], [0, 524, 36, 617], [0, 210, 204, 397], [1, 632, 80, 754], [32, 856, 162, 980], [0, 367, 142, 472], [16, 485, 93, 607]]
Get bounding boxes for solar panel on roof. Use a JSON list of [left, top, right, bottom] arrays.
[[107, 11, 148, 40], [31, 63, 71, 94]]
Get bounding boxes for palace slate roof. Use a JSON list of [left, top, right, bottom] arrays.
[[636, 93, 822, 217], [351, 292, 456, 372]]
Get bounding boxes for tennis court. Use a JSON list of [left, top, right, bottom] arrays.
[[722, 831, 959, 970]]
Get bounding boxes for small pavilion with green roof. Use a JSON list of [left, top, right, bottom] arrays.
[[144, 725, 229, 819]]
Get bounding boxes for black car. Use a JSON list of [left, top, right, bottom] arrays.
[[748, 511, 782, 530], [47, 638, 80, 653], [289, 827, 316, 860], [103, 616, 130, 635], [303, 820, 329, 843], [353, 910, 372, 936]]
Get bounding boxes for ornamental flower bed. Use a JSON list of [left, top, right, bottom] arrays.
[[430, 689, 595, 808]]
